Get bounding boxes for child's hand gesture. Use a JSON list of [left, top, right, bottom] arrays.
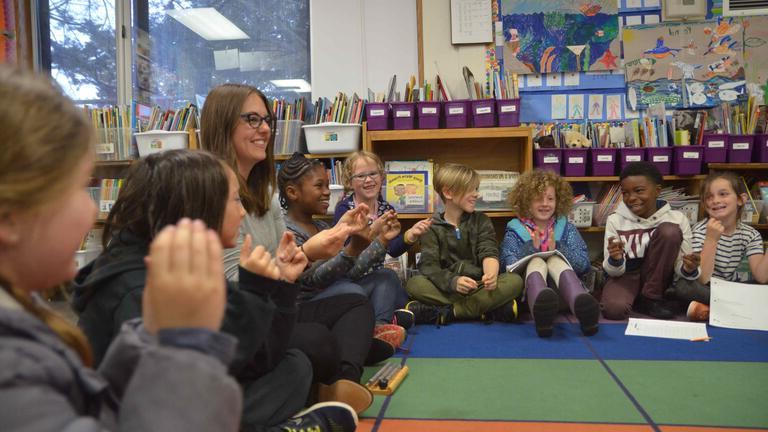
[[705, 218, 724, 242], [374, 211, 401, 244], [481, 273, 497, 291], [455, 276, 478, 294], [532, 229, 555, 251], [337, 204, 370, 236], [607, 236, 625, 261], [370, 210, 396, 238], [143, 219, 226, 334], [274, 232, 309, 282], [682, 252, 701, 274], [240, 234, 281, 280], [404, 218, 432, 244]]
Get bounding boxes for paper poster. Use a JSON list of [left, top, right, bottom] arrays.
[[644, 0, 660, 7], [710, 278, 768, 331], [568, 94, 584, 119], [526, 74, 542, 87], [547, 72, 563, 87], [606, 94, 622, 119], [588, 94, 604, 119], [625, 15, 642, 26], [564, 72, 580, 86], [626, 0, 642, 7], [551, 94, 567, 119], [625, 318, 709, 340], [644, 14, 660, 24]]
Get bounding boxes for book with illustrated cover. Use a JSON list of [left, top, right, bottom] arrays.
[[385, 160, 435, 211], [384, 171, 429, 213], [476, 170, 519, 211]]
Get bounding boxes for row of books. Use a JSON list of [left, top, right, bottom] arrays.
[[273, 98, 307, 122], [138, 103, 198, 132], [310, 93, 365, 124], [93, 178, 123, 219], [83, 105, 136, 160]]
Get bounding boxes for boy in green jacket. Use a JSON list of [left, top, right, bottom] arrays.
[[405, 163, 523, 325]]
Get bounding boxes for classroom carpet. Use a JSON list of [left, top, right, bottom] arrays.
[[358, 316, 768, 432]]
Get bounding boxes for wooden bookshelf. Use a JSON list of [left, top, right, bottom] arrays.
[[564, 175, 707, 182], [95, 159, 134, 168], [275, 152, 351, 161], [708, 163, 768, 171]]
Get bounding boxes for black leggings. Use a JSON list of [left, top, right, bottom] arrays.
[[288, 293, 374, 384]]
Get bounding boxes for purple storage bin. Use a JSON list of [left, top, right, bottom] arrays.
[[365, 103, 390, 130], [471, 99, 496, 128], [417, 101, 441, 129], [497, 98, 521, 127], [673, 146, 704, 175], [590, 148, 617, 176], [444, 100, 469, 129], [646, 147, 673, 176], [563, 148, 588, 176], [619, 148, 645, 171], [755, 134, 768, 162], [728, 134, 754, 163], [702, 133, 727, 163], [390, 102, 415, 130], [535, 148, 562, 173]]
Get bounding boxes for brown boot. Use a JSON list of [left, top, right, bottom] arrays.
[[317, 379, 373, 415]]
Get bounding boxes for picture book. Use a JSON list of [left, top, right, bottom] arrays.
[[385, 171, 429, 213]]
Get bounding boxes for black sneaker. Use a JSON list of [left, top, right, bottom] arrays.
[[635, 295, 676, 320], [393, 308, 415, 330], [278, 402, 358, 432], [482, 299, 519, 323], [405, 301, 453, 326], [532, 288, 559, 338]]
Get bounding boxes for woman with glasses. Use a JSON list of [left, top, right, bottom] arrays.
[[201, 84, 393, 416]]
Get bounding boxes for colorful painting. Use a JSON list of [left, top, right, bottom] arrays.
[[501, 0, 620, 74], [742, 16, 768, 92], [623, 19, 746, 109]]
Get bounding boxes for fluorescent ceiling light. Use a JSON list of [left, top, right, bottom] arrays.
[[271, 79, 312, 93], [166, 8, 249, 41]]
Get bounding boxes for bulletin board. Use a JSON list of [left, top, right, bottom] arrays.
[[622, 19, 746, 109], [742, 15, 768, 90], [500, 0, 620, 74]]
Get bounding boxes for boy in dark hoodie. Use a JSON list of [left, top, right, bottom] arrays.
[[405, 163, 523, 325], [601, 161, 701, 320]]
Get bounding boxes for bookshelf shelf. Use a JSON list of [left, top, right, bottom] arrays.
[[394, 211, 516, 220], [708, 163, 768, 171], [564, 175, 707, 182], [95, 160, 134, 168], [275, 152, 352, 161]]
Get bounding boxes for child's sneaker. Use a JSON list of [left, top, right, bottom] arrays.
[[392, 308, 415, 330], [482, 299, 519, 322], [365, 337, 395, 365], [373, 324, 406, 349], [405, 300, 454, 326], [278, 401, 358, 432], [686, 301, 710, 322], [532, 288, 559, 338], [636, 295, 676, 320], [317, 379, 373, 415], [574, 293, 600, 336]]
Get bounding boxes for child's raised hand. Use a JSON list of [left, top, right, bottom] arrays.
[[682, 252, 701, 274], [143, 219, 226, 334], [338, 204, 370, 235], [481, 273, 497, 291], [455, 276, 478, 294], [240, 234, 281, 280], [607, 236, 625, 261], [370, 210, 395, 238], [303, 223, 354, 260], [404, 218, 432, 244], [275, 231, 309, 282], [705, 218, 725, 242], [378, 212, 402, 243]]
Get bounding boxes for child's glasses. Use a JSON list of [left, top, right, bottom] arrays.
[[350, 171, 381, 182], [239, 112, 275, 129]]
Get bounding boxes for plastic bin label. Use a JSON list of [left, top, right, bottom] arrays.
[[482, 190, 503, 202], [322, 132, 339, 142], [626, 155, 641, 162], [395, 110, 411, 118], [421, 107, 437, 114], [150, 139, 164, 150], [708, 140, 725, 148], [683, 152, 699, 159], [568, 157, 584, 163], [448, 107, 464, 115], [96, 143, 115, 154], [99, 200, 115, 213], [369, 109, 385, 116], [733, 142, 749, 150], [652, 155, 669, 162], [475, 107, 492, 114], [500, 105, 517, 113], [543, 156, 559, 163], [597, 155, 613, 162]]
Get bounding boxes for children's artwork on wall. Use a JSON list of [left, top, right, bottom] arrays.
[[606, 94, 622, 120], [568, 94, 584, 119], [551, 94, 567, 119], [623, 19, 746, 109], [742, 16, 768, 91], [501, 0, 620, 74], [588, 94, 604, 119]]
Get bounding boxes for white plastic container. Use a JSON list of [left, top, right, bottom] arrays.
[[134, 130, 189, 157], [303, 122, 361, 154], [741, 200, 763, 225], [327, 184, 344, 215], [568, 202, 595, 228]]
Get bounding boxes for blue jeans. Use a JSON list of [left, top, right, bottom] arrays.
[[311, 268, 405, 324]]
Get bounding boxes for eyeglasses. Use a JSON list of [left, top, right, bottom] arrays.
[[350, 171, 381, 182], [239, 112, 275, 129]]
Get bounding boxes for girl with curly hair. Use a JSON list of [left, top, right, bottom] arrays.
[[500, 169, 598, 338]]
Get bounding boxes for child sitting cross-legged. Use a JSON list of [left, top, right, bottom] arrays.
[[405, 163, 523, 325], [500, 169, 599, 337]]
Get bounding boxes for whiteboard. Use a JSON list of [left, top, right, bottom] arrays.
[[450, 0, 493, 44]]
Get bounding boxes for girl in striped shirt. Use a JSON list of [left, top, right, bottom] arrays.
[[672, 172, 768, 321]]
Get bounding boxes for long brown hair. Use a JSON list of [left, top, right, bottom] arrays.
[[200, 83, 275, 216], [0, 66, 94, 366], [103, 149, 229, 247]]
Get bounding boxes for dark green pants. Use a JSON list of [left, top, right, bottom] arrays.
[[406, 273, 523, 319]]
